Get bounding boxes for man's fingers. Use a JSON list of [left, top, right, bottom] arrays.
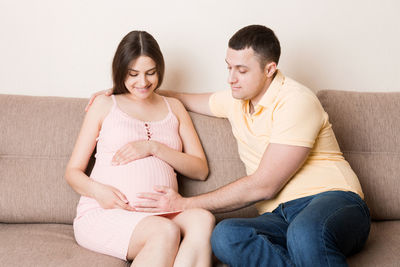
[[154, 185, 168, 194], [85, 89, 113, 112], [136, 192, 162, 201], [134, 207, 162, 213], [85, 96, 95, 112], [133, 200, 159, 208], [106, 89, 113, 96]]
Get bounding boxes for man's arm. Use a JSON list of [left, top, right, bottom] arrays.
[[157, 90, 214, 116], [134, 143, 310, 213], [85, 89, 215, 117]]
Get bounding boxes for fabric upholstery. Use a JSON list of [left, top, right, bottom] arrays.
[[0, 95, 86, 223], [0, 223, 128, 267], [317, 90, 400, 220], [347, 221, 400, 267]]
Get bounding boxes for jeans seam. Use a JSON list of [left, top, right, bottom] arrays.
[[321, 205, 346, 267], [321, 203, 362, 267]]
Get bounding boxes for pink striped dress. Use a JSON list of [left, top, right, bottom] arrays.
[[73, 95, 182, 260]]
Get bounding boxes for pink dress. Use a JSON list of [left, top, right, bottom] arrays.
[[73, 95, 182, 260]]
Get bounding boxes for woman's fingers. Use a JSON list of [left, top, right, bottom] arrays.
[[114, 199, 135, 211], [112, 188, 135, 211], [113, 188, 129, 204], [112, 144, 137, 165]]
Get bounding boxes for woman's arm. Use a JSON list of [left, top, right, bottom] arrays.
[[153, 97, 209, 180], [65, 95, 134, 210]]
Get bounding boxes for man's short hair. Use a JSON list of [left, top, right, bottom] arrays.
[[229, 25, 281, 68]]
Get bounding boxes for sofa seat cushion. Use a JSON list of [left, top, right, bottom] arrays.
[[347, 221, 400, 266], [0, 223, 128, 267]]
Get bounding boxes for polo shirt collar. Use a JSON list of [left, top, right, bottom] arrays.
[[257, 69, 285, 108]]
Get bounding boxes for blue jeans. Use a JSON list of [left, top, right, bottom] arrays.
[[211, 191, 370, 267]]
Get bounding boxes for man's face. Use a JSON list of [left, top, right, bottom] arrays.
[[225, 47, 269, 104]]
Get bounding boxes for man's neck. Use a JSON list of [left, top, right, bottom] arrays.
[[249, 101, 255, 115], [248, 71, 278, 114]]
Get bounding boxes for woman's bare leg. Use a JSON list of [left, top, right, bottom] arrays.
[[127, 215, 181, 267], [171, 209, 215, 267]]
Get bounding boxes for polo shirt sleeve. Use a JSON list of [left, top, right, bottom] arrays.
[[208, 89, 234, 118], [269, 93, 324, 148]]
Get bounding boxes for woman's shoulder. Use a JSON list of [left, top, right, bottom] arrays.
[[162, 95, 192, 125], [163, 95, 185, 112], [87, 94, 114, 120], [91, 94, 113, 108]]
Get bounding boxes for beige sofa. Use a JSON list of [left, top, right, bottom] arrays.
[[0, 90, 399, 266]]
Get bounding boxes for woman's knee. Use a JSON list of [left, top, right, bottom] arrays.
[[132, 216, 181, 247], [152, 216, 181, 243], [127, 216, 181, 261], [178, 209, 215, 233], [187, 208, 215, 228]]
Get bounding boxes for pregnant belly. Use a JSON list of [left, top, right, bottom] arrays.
[[90, 156, 178, 203]]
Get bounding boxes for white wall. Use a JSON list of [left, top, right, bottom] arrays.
[[1, 0, 399, 98]]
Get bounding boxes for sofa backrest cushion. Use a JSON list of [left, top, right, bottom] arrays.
[[317, 90, 400, 220], [0, 95, 85, 223]]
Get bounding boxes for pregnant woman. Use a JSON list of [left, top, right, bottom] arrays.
[[65, 30, 214, 267]]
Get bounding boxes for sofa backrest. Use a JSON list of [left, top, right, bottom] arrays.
[[317, 90, 400, 220], [0, 94, 257, 224], [2, 91, 397, 224], [0, 95, 86, 223]]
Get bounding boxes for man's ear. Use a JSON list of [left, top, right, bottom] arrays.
[[264, 62, 277, 78]]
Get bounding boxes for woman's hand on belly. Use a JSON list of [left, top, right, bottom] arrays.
[[111, 140, 155, 166], [91, 181, 136, 211]]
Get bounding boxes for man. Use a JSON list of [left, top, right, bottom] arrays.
[[88, 25, 370, 266]]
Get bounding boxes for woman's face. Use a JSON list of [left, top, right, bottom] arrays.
[[124, 56, 159, 99]]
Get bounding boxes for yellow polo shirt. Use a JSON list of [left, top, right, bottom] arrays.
[[209, 70, 364, 214]]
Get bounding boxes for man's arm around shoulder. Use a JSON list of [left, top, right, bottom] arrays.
[[158, 90, 214, 116]]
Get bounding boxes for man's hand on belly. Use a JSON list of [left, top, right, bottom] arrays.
[[133, 185, 186, 212]]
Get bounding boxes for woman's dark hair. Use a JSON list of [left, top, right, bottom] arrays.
[[112, 31, 165, 94], [229, 25, 281, 68]]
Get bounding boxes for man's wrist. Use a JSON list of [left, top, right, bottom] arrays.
[[182, 196, 195, 210]]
